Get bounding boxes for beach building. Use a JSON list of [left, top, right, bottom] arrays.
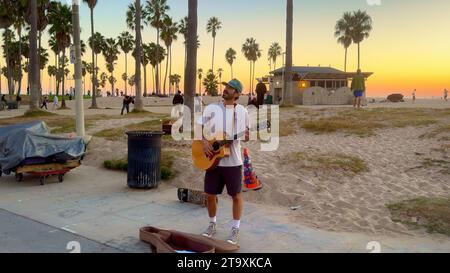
[[268, 66, 373, 105]]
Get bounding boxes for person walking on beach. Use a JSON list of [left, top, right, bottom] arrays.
[[444, 89, 448, 102], [194, 93, 205, 113], [52, 95, 59, 110], [351, 69, 365, 109], [198, 79, 249, 246], [172, 91, 184, 105], [412, 89, 416, 104], [40, 96, 48, 110], [255, 79, 267, 108], [121, 95, 133, 115]]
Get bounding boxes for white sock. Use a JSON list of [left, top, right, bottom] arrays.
[[210, 216, 217, 224], [232, 219, 240, 229]]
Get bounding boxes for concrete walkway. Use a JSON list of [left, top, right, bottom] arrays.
[[0, 165, 449, 253]]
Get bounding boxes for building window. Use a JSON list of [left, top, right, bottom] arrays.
[[318, 81, 325, 88], [326, 81, 332, 88]]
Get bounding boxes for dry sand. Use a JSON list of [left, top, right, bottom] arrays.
[[1, 96, 449, 238]]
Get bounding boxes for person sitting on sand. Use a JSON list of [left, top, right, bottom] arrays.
[[172, 91, 184, 105], [121, 95, 133, 115], [351, 69, 365, 109]]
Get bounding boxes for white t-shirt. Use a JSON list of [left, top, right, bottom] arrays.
[[53, 96, 59, 104], [199, 102, 249, 167]]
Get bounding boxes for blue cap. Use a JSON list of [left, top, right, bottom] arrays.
[[222, 79, 243, 94]]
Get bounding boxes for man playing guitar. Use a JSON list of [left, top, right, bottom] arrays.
[[198, 79, 249, 246]]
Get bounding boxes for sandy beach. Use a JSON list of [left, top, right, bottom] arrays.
[[1, 96, 448, 240]]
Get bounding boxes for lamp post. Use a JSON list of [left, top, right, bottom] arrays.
[[72, 0, 85, 137]]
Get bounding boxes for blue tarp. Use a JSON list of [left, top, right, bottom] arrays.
[[0, 121, 85, 173]]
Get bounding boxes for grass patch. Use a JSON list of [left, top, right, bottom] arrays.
[[301, 108, 444, 137], [420, 124, 450, 141], [23, 110, 57, 117], [103, 149, 178, 180], [387, 197, 450, 236], [94, 119, 164, 141], [283, 152, 369, 174]]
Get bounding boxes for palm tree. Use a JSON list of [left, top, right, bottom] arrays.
[[118, 31, 134, 95], [217, 68, 223, 94], [0, 0, 16, 97], [28, 0, 39, 110], [169, 74, 181, 94], [102, 38, 119, 97], [88, 32, 104, 81], [178, 16, 188, 69], [146, 0, 169, 95], [225, 48, 236, 79], [140, 43, 151, 97], [134, 0, 143, 110], [160, 16, 178, 95], [184, 0, 197, 115], [242, 38, 261, 92], [206, 17, 222, 72], [48, 2, 72, 109], [282, 0, 293, 106], [82, 0, 99, 108], [47, 64, 56, 94], [335, 12, 353, 72], [197, 68, 203, 95], [351, 10, 372, 70], [268, 42, 282, 71], [13, 4, 27, 96], [126, 2, 148, 31], [203, 69, 218, 96], [81, 60, 88, 94], [148, 42, 165, 95], [128, 74, 135, 94]]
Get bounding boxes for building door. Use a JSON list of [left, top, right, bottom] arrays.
[[274, 88, 282, 105]]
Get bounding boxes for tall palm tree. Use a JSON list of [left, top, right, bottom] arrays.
[[134, 0, 143, 110], [160, 16, 178, 95], [351, 10, 372, 70], [118, 31, 134, 95], [102, 38, 119, 97], [47, 64, 56, 93], [88, 32, 105, 97], [140, 43, 151, 97], [82, 0, 99, 108], [146, 0, 169, 95], [282, 0, 293, 106], [148, 42, 165, 95], [169, 74, 181, 94], [268, 42, 282, 71], [48, 2, 72, 108], [126, 2, 148, 31], [197, 68, 203, 95], [178, 16, 188, 69], [28, 0, 39, 110], [335, 12, 353, 72], [206, 16, 222, 72], [184, 0, 197, 114], [225, 48, 236, 79], [242, 38, 261, 92]]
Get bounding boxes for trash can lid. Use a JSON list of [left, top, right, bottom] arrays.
[[126, 131, 165, 137]]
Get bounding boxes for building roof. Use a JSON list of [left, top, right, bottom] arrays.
[[270, 66, 373, 80]]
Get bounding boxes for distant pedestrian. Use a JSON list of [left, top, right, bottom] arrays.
[[40, 96, 48, 110], [53, 95, 59, 110], [16, 95, 22, 108], [444, 89, 448, 102], [351, 69, 365, 109], [412, 89, 416, 104], [172, 91, 184, 105], [121, 95, 133, 115]]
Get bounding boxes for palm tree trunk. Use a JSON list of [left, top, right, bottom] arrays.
[[230, 64, 233, 79], [184, 0, 197, 115], [29, 0, 39, 111], [4, 29, 14, 98], [124, 53, 128, 95], [143, 64, 147, 97], [249, 61, 252, 93], [90, 7, 98, 108], [56, 53, 60, 96], [252, 61, 256, 93], [38, 30, 42, 103], [152, 66, 155, 95], [169, 46, 172, 96], [163, 45, 169, 95], [344, 47, 348, 72], [282, 0, 293, 106], [156, 29, 160, 95], [17, 28, 22, 95], [212, 36, 215, 71], [134, 0, 143, 110], [357, 43, 360, 70], [61, 49, 66, 108]]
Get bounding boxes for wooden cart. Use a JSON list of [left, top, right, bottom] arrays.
[[14, 159, 81, 185]]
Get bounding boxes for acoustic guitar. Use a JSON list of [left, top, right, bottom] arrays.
[[192, 121, 269, 171]]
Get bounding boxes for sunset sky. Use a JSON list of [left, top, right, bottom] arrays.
[[1, 0, 450, 97]]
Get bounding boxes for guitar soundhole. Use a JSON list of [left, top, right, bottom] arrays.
[[212, 142, 220, 151]]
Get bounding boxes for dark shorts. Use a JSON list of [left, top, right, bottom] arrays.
[[204, 166, 242, 196], [354, 90, 364, 98]]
